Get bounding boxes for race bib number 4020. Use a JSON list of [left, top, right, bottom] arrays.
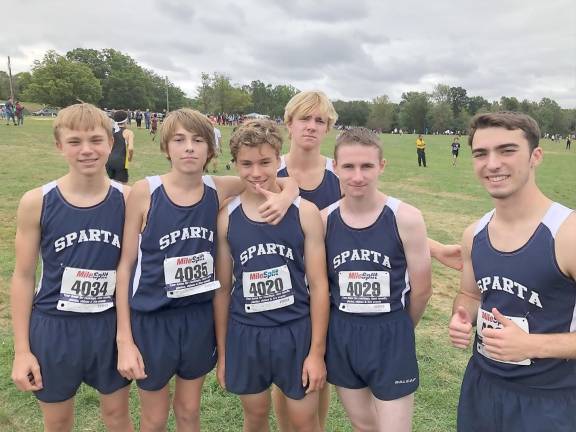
[[242, 265, 294, 313]]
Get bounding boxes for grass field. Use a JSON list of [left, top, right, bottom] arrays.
[[0, 118, 574, 431]]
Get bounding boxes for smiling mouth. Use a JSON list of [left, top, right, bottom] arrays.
[[486, 175, 509, 183]]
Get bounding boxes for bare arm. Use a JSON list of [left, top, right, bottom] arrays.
[[214, 207, 233, 388], [115, 180, 149, 380], [11, 189, 44, 391], [300, 200, 329, 393], [449, 224, 480, 349], [124, 129, 134, 162], [428, 237, 462, 271], [396, 203, 432, 327]]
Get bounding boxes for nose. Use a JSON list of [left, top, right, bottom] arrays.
[[79, 141, 93, 154], [485, 151, 501, 171], [250, 164, 262, 178], [352, 167, 363, 182]]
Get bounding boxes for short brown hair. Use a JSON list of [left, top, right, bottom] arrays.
[[53, 103, 112, 142], [284, 91, 338, 131], [229, 119, 283, 162], [160, 109, 216, 167], [335, 127, 382, 160], [469, 111, 540, 151]]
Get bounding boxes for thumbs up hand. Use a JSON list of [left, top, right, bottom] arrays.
[[449, 306, 473, 349], [481, 308, 532, 363], [256, 183, 291, 225]]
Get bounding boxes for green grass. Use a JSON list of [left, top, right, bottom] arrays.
[[0, 119, 574, 431]]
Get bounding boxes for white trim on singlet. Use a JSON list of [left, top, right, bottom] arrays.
[[474, 209, 496, 236], [202, 175, 217, 190], [293, 196, 301, 208], [131, 235, 143, 297], [570, 302, 576, 333], [325, 157, 335, 172], [110, 180, 123, 193], [385, 196, 401, 215], [42, 181, 57, 196], [146, 175, 162, 194], [35, 255, 44, 296], [325, 200, 340, 216], [401, 269, 411, 308], [278, 155, 287, 172], [541, 202, 573, 239], [228, 196, 241, 215]]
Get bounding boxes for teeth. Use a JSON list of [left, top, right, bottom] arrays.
[[488, 175, 508, 182]]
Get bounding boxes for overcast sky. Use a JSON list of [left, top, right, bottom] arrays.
[[3, 0, 575, 107]]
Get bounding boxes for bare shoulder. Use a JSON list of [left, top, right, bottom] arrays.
[[129, 179, 151, 197], [18, 187, 43, 218], [395, 201, 425, 229], [556, 211, 576, 279], [461, 221, 480, 251], [299, 198, 321, 219]]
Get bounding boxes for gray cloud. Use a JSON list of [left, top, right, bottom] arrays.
[[0, 0, 573, 107]]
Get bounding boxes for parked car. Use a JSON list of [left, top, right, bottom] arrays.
[[32, 107, 59, 117]]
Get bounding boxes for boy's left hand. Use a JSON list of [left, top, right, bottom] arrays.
[[256, 184, 291, 225], [302, 354, 326, 394]]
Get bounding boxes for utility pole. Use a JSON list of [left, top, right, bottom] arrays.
[[7, 56, 15, 100], [165, 75, 169, 113]]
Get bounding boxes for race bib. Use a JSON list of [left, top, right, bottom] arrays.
[[338, 270, 391, 313], [242, 265, 294, 313], [58, 267, 115, 313], [164, 252, 220, 298], [476, 307, 531, 366]]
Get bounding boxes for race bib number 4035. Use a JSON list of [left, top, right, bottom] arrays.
[[338, 270, 391, 313], [58, 267, 116, 313], [242, 265, 294, 313], [164, 252, 220, 298]]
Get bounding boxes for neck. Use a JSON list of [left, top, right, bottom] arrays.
[[62, 172, 110, 194], [492, 185, 550, 224], [286, 144, 323, 170], [164, 170, 204, 189], [341, 189, 386, 215]]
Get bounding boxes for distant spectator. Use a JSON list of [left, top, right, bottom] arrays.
[[567, 136, 572, 151], [150, 113, 158, 140], [416, 134, 427, 167], [5, 98, 17, 126], [15, 101, 25, 126], [144, 109, 151, 129], [106, 110, 134, 183], [209, 118, 222, 173], [135, 110, 143, 128], [451, 137, 461, 166]]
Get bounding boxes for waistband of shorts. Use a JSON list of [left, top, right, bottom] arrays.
[[470, 357, 576, 398], [229, 314, 310, 329], [131, 300, 212, 318], [31, 307, 116, 320], [330, 306, 409, 324]]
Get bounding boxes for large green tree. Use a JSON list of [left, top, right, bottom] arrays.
[[333, 100, 370, 126], [366, 95, 397, 131], [22, 51, 101, 106], [399, 92, 430, 133]]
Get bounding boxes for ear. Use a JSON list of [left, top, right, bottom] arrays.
[[380, 158, 387, 172], [530, 147, 543, 168]]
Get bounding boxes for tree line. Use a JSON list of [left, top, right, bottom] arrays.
[[1, 49, 574, 135]]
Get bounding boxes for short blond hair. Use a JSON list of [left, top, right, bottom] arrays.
[[53, 103, 112, 142], [229, 120, 283, 162], [284, 91, 338, 130], [160, 109, 216, 167]]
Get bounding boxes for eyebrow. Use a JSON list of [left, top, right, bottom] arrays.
[[472, 143, 520, 153]]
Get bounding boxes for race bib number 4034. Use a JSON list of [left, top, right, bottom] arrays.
[[58, 267, 116, 313], [338, 270, 391, 313]]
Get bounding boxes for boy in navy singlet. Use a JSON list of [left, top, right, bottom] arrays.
[[449, 112, 576, 432], [323, 128, 432, 431], [214, 119, 330, 432], [115, 109, 298, 431], [10, 104, 133, 432]]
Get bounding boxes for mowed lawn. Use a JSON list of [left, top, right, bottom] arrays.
[[0, 117, 574, 431]]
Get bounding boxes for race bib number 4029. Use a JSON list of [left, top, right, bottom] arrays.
[[338, 270, 391, 313]]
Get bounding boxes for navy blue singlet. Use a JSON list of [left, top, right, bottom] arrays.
[[35, 180, 124, 316], [130, 175, 220, 312], [471, 203, 576, 390], [325, 198, 410, 316], [227, 196, 310, 326]]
